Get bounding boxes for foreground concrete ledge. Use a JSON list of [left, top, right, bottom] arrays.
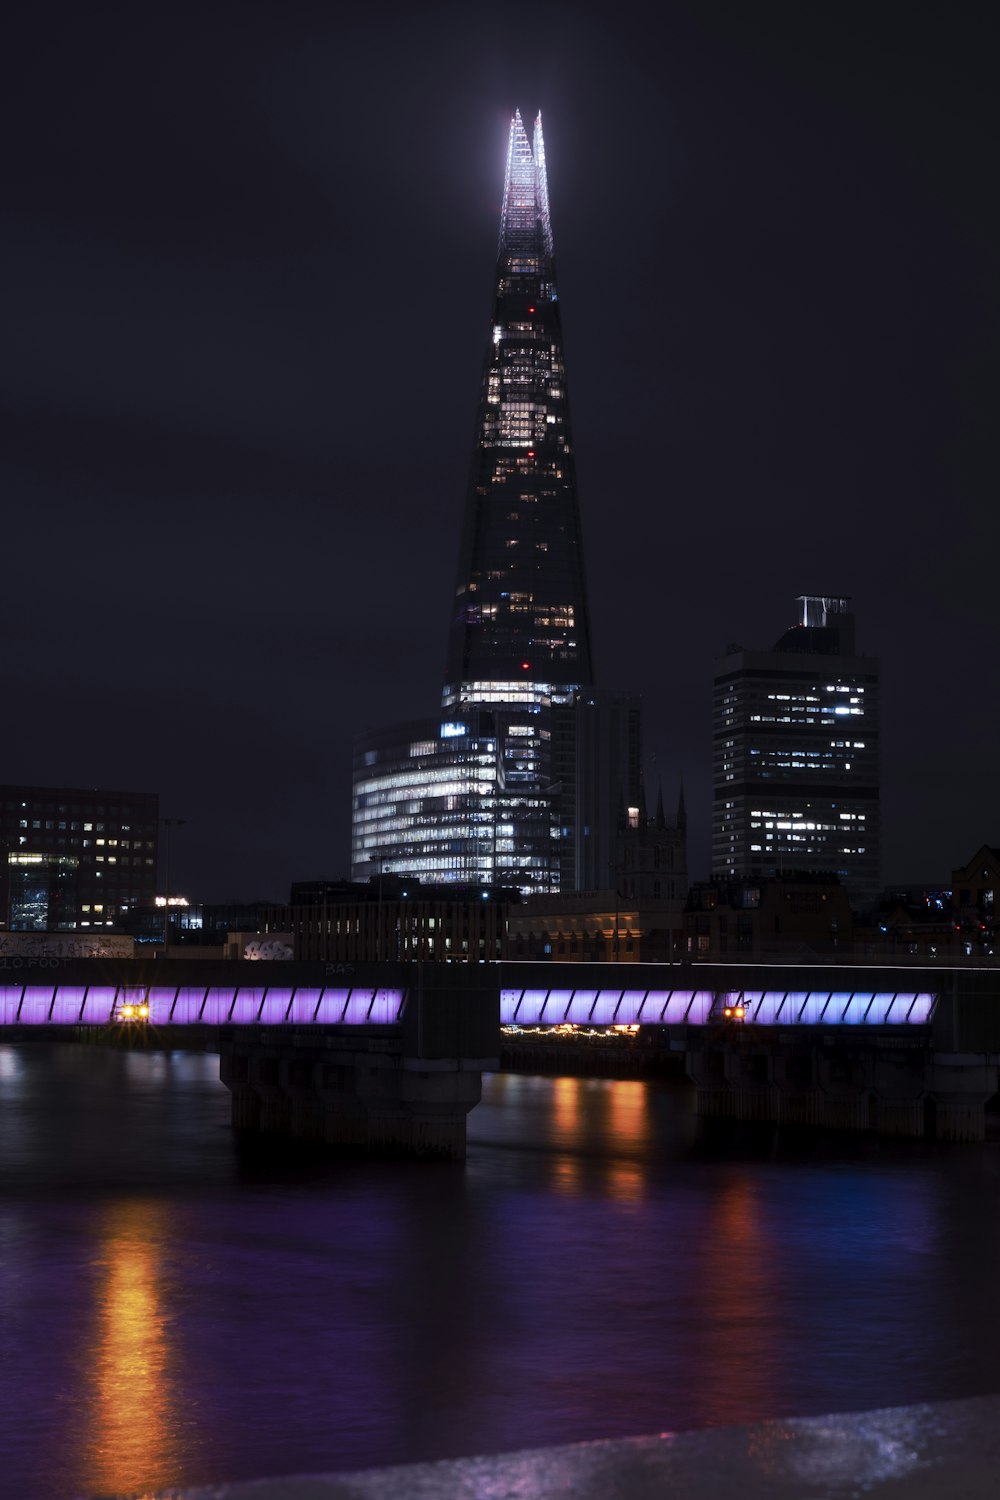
[[97, 1391, 1000, 1499]]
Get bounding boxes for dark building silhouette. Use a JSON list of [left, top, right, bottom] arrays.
[[0, 784, 159, 929], [684, 870, 853, 962], [950, 845, 999, 959], [712, 596, 880, 908], [506, 783, 688, 963], [615, 782, 688, 904], [353, 113, 648, 895], [282, 876, 515, 963]]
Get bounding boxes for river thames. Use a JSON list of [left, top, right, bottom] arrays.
[[2, 1041, 999, 1499]]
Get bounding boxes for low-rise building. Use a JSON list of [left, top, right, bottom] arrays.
[[950, 845, 999, 958], [281, 877, 515, 963], [683, 871, 853, 962], [506, 888, 685, 962]]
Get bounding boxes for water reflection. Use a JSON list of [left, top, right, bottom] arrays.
[[551, 1077, 583, 1196], [3, 1045, 999, 1500], [0, 1045, 22, 1081], [606, 1081, 648, 1203], [693, 1176, 780, 1428], [79, 1199, 181, 1499], [549, 1076, 649, 1200]]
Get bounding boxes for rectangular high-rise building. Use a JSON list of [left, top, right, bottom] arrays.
[[352, 112, 648, 895], [712, 596, 880, 908], [0, 784, 159, 928]]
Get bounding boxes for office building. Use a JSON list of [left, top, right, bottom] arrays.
[[712, 596, 880, 907], [0, 784, 159, 928], [352, 112, 647, 894], [283, 876, 515, 964], [6, 853, 80, 930]]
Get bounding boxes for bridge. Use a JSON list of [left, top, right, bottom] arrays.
[[0, 961, 945, 1028], [1, 958, 998, 1147]]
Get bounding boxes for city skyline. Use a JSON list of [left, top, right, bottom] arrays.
[[2, 2, 995, 900]]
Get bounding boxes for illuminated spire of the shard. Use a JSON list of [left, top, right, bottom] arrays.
[[444, 110, 592, 701], [532, 112, 553, 255], [499, 109, 553, 255]]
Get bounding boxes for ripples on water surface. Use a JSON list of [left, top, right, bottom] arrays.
[[1, 1042, 999, 1499]]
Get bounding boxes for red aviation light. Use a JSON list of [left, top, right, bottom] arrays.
[[521, 661, 531, 671], [528, 306, 536, 313]]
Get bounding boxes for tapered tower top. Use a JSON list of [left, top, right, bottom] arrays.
[[443, 111, 593, 704], [500, 110, 553, 256]]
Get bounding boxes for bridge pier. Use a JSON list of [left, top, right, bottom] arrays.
[[218, 965, 498, 1160], [682, 1033, 998, 1140], [219, 1034, 486, 1158]]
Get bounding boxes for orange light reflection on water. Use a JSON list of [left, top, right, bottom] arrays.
[[550, 1077, 650, 1201], [552, 1077, 583, 1194], [606, 1080, 648, 1203], [693, 1176, 779, 1428], [80, 1199, 181, 1498]]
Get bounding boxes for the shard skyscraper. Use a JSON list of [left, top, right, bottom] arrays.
[[352, 113, 641, 895], [443, 109, 592, 703]]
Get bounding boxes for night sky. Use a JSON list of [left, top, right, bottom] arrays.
[[3, 1, 996, 901]]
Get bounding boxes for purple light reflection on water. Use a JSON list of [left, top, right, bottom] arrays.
[[2, 1044, 1000, 1500]]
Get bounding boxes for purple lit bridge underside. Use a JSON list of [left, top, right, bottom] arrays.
[[0, 983, 936, 1028]]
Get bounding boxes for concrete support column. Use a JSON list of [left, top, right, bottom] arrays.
[[682, 1037, 998, 1142], [218, 1027, 495, 1161], [924, 1057, 999, 1142]]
